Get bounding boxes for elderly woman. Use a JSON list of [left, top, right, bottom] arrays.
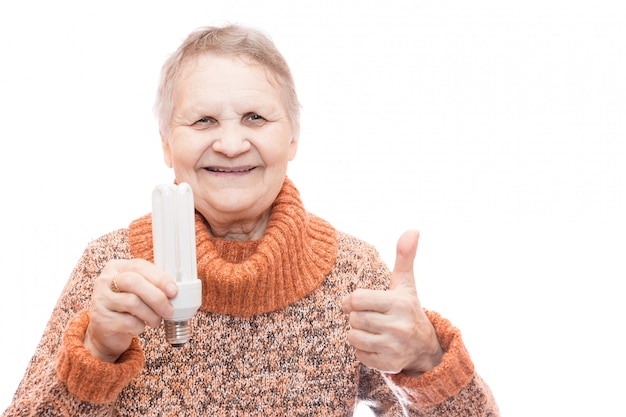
[[2, 25, 499, 416]]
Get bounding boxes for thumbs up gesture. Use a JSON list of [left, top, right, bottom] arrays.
[[341, 230, 443, 376]]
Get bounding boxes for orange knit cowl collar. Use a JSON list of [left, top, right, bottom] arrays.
[[128, 178, 338, 316]]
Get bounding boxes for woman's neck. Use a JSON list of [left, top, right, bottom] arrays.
[[201, 209, 271, 241]]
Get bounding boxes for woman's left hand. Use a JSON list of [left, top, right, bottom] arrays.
[[341, 230, 443, 377]]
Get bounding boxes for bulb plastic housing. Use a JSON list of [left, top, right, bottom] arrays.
[[152, 183, 202, 348]]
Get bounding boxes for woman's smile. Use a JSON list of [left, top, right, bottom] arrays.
[[204, 165, 257, 174]]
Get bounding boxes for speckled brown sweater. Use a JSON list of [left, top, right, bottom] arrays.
[[3, 178, 499, 416]]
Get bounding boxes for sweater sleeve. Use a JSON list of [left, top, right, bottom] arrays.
[[1, 229, 143, 417], [382, 310, 500, 416], [358, 310, 500, 417], [56, 310, 144, 404]]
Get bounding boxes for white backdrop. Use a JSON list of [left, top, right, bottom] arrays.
[[1, 1, 624, 416]]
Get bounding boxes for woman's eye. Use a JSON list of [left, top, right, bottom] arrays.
[[192, 117, 217, 129], [244, 113, 266, 124]]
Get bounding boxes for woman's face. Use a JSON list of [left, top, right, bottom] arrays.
[[161, 54, 298, 238]]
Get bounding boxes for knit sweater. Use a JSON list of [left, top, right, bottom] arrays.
[[3, 178, 499, 416]]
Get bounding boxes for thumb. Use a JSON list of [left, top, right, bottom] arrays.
[[389, 230, 419, 291]]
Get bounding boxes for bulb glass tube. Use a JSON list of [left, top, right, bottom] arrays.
[[152, 183, 202, 347]]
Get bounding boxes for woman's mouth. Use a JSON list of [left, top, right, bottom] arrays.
[[205, 166, 256, 173]]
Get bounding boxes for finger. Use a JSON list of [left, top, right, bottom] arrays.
[[346, 330, 404, 374], [108, 291, 165, 329], [93, 276, 164, 329], [346, 327, 379, 351], [89, 303, 148, 337], [110, 259, 178, 298], [113, 270, 175, 319], [389, 230, 419, 291], [342, 289, 396, 314], [98, 259, 176, 319], [347, 310, 392, 334], [354, 350, 403, 375]]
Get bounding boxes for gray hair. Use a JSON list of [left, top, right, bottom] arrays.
[[154, 24, 301, 138]]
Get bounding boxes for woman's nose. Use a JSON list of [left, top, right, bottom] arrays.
[[211, 124, 251, 156]]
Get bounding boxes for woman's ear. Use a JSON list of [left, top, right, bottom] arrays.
[[288, 131, 299, 161], [161, 132, 174, 168]]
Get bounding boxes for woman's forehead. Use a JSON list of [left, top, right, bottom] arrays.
[[174, 54, 284, 105], [178, 53, 279, 86], [172, 55, 286, 115]]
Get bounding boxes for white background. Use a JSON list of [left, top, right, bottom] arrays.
[[1, 1, 624, 416]]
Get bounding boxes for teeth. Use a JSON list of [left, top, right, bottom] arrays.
[[209, 167, 251, 172]]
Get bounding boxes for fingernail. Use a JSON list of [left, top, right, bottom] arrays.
[[166, 283, 177, 296]]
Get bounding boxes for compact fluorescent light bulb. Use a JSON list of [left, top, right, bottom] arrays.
[[152, 183, 202, 347]]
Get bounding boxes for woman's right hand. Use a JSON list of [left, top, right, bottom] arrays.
[[84, 259, 178, 362]]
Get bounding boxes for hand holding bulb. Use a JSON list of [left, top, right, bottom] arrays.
[[86, 259, 178, 363]]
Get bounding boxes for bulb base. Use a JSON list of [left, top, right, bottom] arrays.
[[164, 319, 192, 348]]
